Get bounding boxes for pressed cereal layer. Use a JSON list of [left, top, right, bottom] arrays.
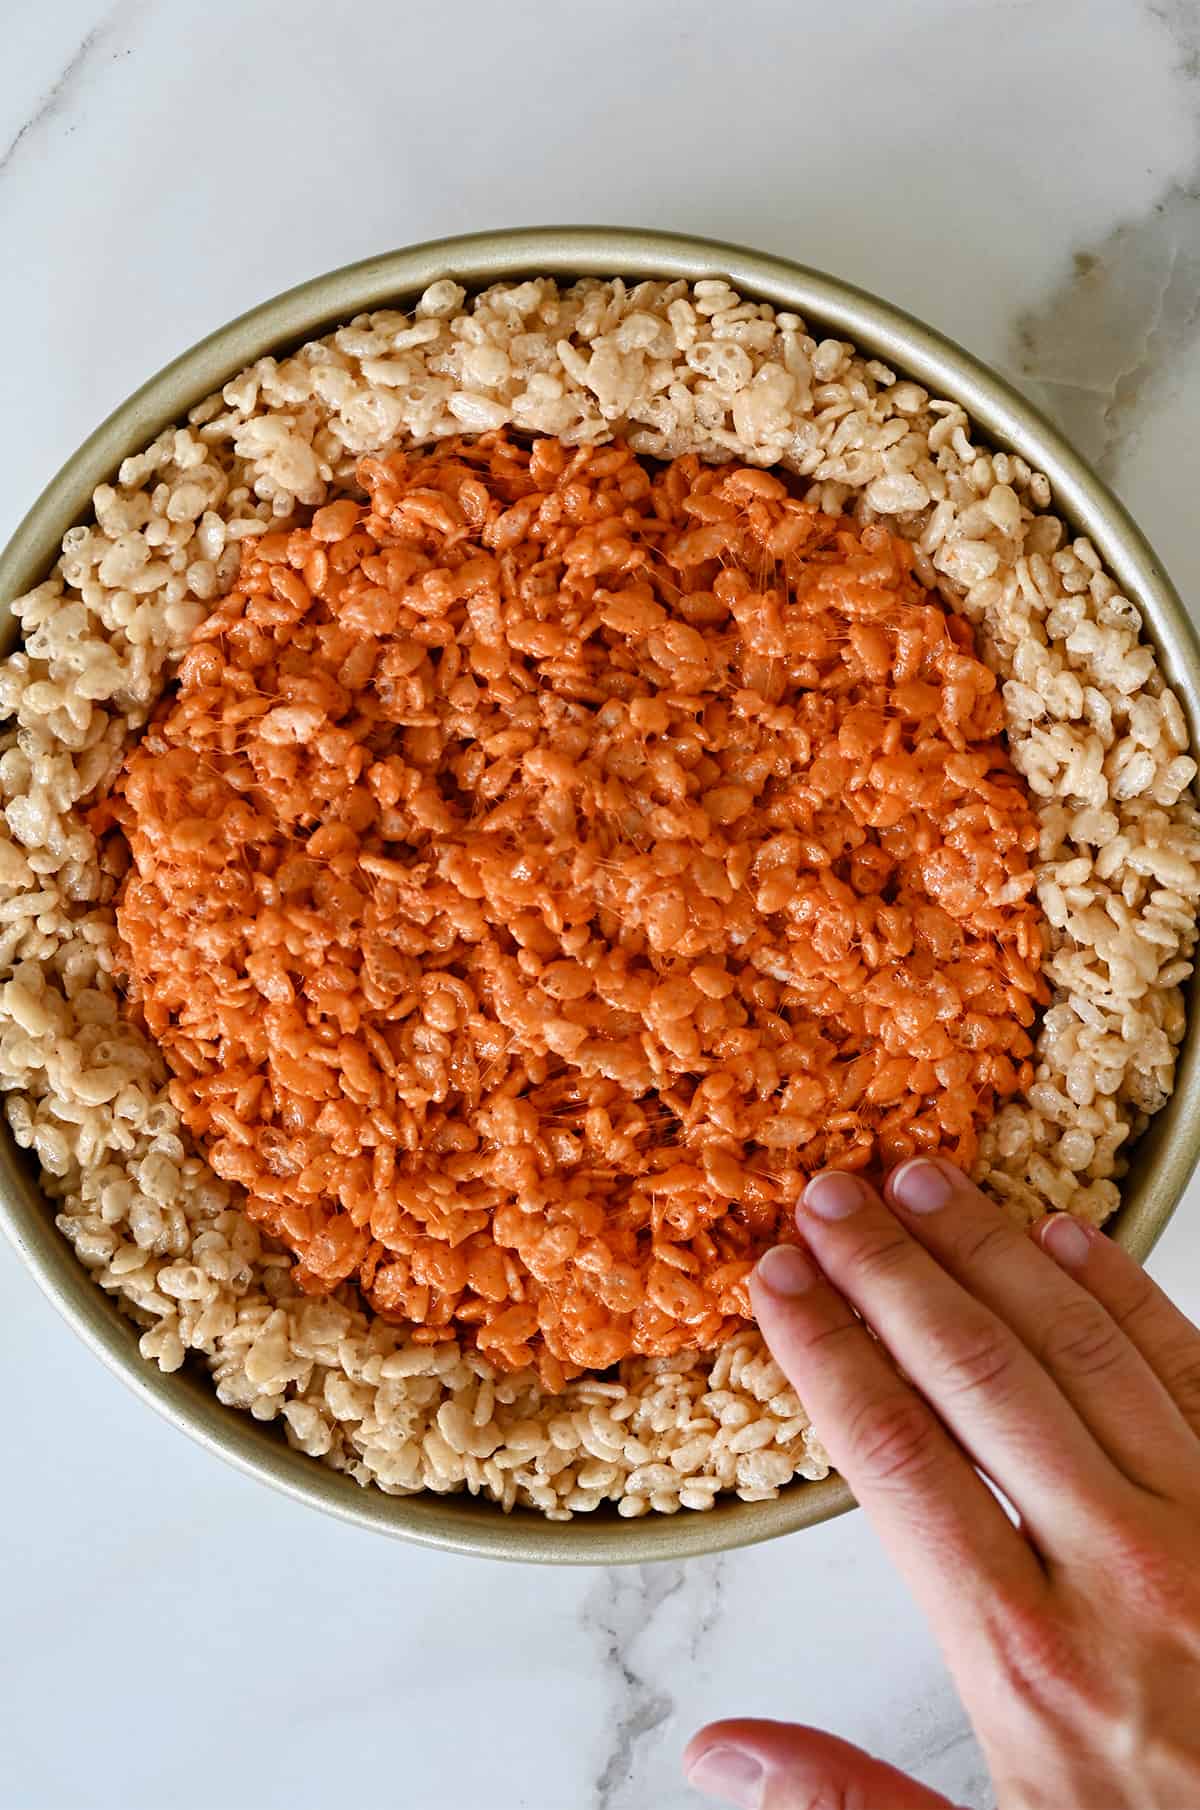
[[108, 434, 1044, 1383], [3, 275, 1197, 1518]]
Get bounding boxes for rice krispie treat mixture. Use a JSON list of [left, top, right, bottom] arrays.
[[2, 274, 1197, 1519]]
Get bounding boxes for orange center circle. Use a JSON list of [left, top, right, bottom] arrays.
[[106, 433, 1047, 1386]]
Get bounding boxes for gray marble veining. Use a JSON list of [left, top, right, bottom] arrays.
[[1013, 0, 1200, 473], [590, 1566, 683, 1809], [0, 4, 139, 182], [1151, 0, 1200, 83], [1013, 181, 1200, 474], [893, 1702, 992, 1809], [586, 1557, 726, 1810]]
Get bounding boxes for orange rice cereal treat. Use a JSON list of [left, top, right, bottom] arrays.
[[105, 432, 1046, 1384]]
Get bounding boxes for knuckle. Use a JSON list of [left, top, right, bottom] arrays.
[[982, 1589, 1084, 1709], [1092, 1504, 1196, 1616], [848, 1230, 915, 1289], [1162, 1346, 1200, 1423], [931, 1321, 1018, 1401], [1040, 1299, 1126, 1382], [955, 1216, 1018, 1275], [845, 1388, 940, 1488], [795, 1787, 857, 1810], [1109, 1276, 1161, 1338], [800, 1318, 864, 1363]]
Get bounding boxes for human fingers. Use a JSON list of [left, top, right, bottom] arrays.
[[750, 1244, 1042, 1653], [684, 1718, 966, 1809], [796, 1170, 1135, 1558], [873, 1157, 1199, 1497], [1035, 1210, 1200, 1458]]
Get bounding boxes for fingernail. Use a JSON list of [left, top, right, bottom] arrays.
[[891, 1157, 954, 1214], [1040, 1214, 1093, 1270], [803, 1170, 865, 1220], [686, 1745, 765, 1808], [756, 1243, 815, 1296]]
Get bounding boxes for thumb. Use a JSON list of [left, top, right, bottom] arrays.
[[683, 1718, 966, 1809]]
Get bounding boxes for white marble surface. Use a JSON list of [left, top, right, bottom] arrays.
[[2, 3, 1200, 1807]]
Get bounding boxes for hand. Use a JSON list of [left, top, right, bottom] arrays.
[[683, 1159, 1200, 1809]]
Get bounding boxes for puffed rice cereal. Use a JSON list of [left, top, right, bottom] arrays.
[[2, 274, 1196, 1518]]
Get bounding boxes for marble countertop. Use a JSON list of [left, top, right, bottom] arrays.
[[3, 3, 1200, 1807]]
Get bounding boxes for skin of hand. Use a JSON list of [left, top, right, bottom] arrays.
[[682, 1158, 1200, 1810]]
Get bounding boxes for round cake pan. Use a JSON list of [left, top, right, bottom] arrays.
[[2, 226, 1198, 1563]]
